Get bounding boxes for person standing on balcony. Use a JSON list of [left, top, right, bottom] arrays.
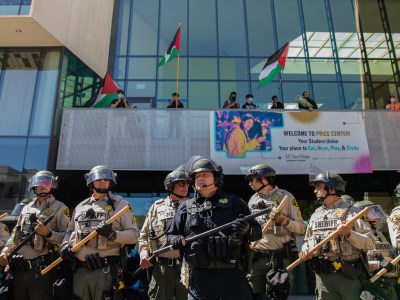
[[223, 91, 240, 109]]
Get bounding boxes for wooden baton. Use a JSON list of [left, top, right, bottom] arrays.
[[370, 253, 400, 283], [250, 195, 289, 250], [41, 204, 131, 275], [0, 213, 8, 221], [286, 206, 370, 271]]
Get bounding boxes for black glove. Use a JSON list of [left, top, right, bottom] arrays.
[[380, 261, 394, 272], [232, 215, 250, 236], [171, 235, 185, 250], [60, 243, 75, 262], [96, 221, 114, 238]]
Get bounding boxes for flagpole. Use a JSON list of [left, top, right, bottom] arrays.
[[175, 22, 181, 108]]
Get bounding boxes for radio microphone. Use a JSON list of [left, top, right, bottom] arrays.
[[199, 183, 214, 189]]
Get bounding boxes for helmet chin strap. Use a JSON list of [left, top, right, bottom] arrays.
[[36, 192, 51, 198], [255, 179, 268, 193], [93, 186, 110, 194], [317, 189, 337, 203]]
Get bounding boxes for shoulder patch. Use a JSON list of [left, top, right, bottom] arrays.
[[3, 225, 9, 233], [63, 208, 70, 218], [132, 215, 137, 224], [292, 199, 299, 207], [390, 215, 400, 230], [104, 205, 113, 212]]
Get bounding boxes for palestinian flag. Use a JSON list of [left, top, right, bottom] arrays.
[[157, 26, 181, 67], [90, 73, 120, 108], [258, 42, 290, 89]]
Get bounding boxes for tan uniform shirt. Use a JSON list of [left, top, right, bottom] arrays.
[[0, 222, 10, 250], [138, 197, 180, 260], [248, 187, 306, 251], [302, 198, 375, 261], [368, 228, 398, 277], [63, 194, 138, 261], [2, 196, 70, 260]]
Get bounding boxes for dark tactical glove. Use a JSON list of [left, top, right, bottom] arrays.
[[60, 243, 75, 262], [232, 215, 250, 236], [171, 235, 185, 250], [95, 221, 115, 239], [380, 260, 394, 272]]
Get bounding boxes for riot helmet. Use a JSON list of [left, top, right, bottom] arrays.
[[309, 172, 346, 195], [395, 183, 400, 198], [84, 165, 117, 193], [242, 164, 276, 192], [353, 200, 388, 225], [28, 170, 58, 197], [164, 167, 191, 196], [186, 156, 223, 188]]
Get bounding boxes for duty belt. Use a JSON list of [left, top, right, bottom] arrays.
[[252, 249, 280, 260], [10, 254, 51, 272], [157, 257, 181, 267], [76, 255, 119, 270]]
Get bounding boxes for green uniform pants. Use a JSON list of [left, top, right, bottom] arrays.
[[148, 263, 188, 300], [13, 268, 55, 300], [247, 257, 273, 294], [73, 267, 113, 300], [315, 272, 361, 300]]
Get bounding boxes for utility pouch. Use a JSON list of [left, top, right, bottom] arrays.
[[342, 261, 362, 280], [188, 213, 200, 228], [228, 236, 242, 261], [94, 253, 103, 269], [214, 236, 222, 258], [321, 256, 330, 274], [310, 257, 321, 274], [208, 237, 216, 258], [184, 240, 209, 268]]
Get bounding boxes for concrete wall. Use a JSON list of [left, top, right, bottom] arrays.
[[31, 0, 114, 76]]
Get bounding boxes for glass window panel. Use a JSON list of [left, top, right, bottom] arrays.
[[30, 50, 60, 136], [370, 60, 394, 81], [0, 69, 37, 136], [114, 57, 126, 79], [343, 83, 363, 109], [188, 58, 217, 80], [125, 81, 156, 98], [0, 5, 19, 15], [156, 81, 187, 108], [130, 0, 159, 55], [219, 58, 249, 80], [24, 138, 49, 171], [339, 60, 362, 81], [330, 0, 356, 32], [188, 82, 218, 109], [159, 0, 187, 56], [250, 81, 279, 109], [20, 5, 30, 15], [246, 0, 275, 56], [309, 59, 336, 81], [220, 81, 250, 108], [128, 57, 157, 80], [188, 0, 217, 56], [157, 58, 187, 80], [313, 82, 340, 109], [115, 0, 131, 56], [281, 82, 310, 107], [217, 0, 246, 56], [0, 138, 26, 172], [275, 0, 301, 46], [281, 59, 307, 81]]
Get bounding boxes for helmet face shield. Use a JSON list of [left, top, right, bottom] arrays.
[[28, 174, 57, 191], [365, 205, 387, 223], [85, 168, 117, 186]]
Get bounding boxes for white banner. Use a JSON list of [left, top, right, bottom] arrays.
[[211, 111, 372, 175]]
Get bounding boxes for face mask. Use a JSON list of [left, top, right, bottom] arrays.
[[231, 96, 236, 101], [390, 98, 395, 103], [118, 94, 124, 99], [247, 98, 253, 102]]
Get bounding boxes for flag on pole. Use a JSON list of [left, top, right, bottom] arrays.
[[157, 26, 181, 67], [90, 73, 120, 108], [257, 42, 290, 89]]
